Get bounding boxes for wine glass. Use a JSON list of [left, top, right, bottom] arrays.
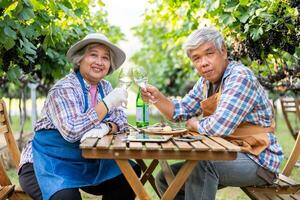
[[118, 67, 132, 108], [118, 67, 132, 90], [132, 67, 158, 103], [132, 67, 148, 89]]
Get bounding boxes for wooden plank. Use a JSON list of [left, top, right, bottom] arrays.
[[144, 142, 160, 150], [279, 194, 299, 200], [282, 133, 300, 176], [0, 102, 3, 112], [161, 161, 197, 200], [161, 140, 176, 150], [279, 174, 300, 186], [210, 136, 241, 152], [0, 125, 8, 134], [202, 136, 226, 151], [79, 137, 98, 149], [159, 160, 175, 186], [190, 140, 210, 151], [172, 140, 193, 151], [264, 193, 285, 200], [82, 148, 237, 160], [111, 134, 127, 149], [247, 190, 270, 200], [115, 160, 151, 200], [96, 135, 113, 149], [128, 141, 143, 150], [0, 185, 14, 200], [138, 159, 160, 197], [291, 193, 300, 200]]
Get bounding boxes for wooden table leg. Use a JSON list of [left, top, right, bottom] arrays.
[[161, 160, 198, 200], [115, 159, 151, 200], [136, 159, 161, 198], [159, 160, 175, 186]]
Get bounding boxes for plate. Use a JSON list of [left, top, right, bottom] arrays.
[[142, 127, 188, 136]]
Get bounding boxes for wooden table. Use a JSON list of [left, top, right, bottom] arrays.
[[80, 132, 240, 200]]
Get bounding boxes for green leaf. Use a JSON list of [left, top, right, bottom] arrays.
[[7, 66, 21, 81], [74, 8, 83, 17], [255, 7, 267, 16], [224, 1, 238, 12], [250, 27, 263, 41], [221, 14, 236, 25], [206, 0, 220, 11], [239, 0, 249, 6], [4, 38, 15, 50], [23, 0, 32, 7], [239, 12, 250, 23], [4, 26, 17, 39], [18, 7, 35, 20], [0, 0, 11, 8], [31, 0, 45, 10]]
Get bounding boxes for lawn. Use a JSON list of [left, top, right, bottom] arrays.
[[6, 112, 300, 200]]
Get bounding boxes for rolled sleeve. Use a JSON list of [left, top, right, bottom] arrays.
[[172, 79, 204, 121]]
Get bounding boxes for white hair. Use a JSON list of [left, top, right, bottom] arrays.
[[183, 26, 224, 57]]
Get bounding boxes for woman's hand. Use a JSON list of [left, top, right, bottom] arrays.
[[103, 87, 128, 110], [186, 117, 199, 132]]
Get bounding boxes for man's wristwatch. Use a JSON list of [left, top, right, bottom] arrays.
[[106, 122, 113, 133]]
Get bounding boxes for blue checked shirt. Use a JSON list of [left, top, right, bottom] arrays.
[[172, 61, 284, 173], [20, 72, 128, 168]]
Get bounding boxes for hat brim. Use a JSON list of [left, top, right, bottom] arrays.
[[67, 38, 126, 73]]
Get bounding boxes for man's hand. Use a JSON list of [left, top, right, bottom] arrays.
[[186, 117, 199, 132], [103, 87, 128, 110], [141, 84, 160, 104], [80, 123, 110, 142]]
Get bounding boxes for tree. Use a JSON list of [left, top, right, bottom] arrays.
[[0, 0, 124, 94], [132, 0, 299, 97], [0, 0, 124, 144]]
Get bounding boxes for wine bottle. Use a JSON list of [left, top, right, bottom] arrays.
[[136, 87, 149, 127]]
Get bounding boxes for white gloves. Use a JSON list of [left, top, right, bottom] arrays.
[[103, 87, 128, 110], [80, 123, 110, 142]]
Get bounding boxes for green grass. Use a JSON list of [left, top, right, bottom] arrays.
[[6, 113, 300, 200]]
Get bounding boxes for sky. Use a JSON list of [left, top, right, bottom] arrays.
[[102, 0, 148, 66], [101, 0, 149, 113]]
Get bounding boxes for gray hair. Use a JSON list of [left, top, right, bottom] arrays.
[[69, 43, 115, 74], [183, 26, 224, 57]]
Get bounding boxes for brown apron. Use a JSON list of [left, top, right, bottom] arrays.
[[200, 84, 274, 156]]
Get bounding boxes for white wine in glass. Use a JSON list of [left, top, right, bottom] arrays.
[[118, 68, 132, 108], [132, 67, 148, 89], [118, 68, 132, 90], [132, 67, 157, 104]]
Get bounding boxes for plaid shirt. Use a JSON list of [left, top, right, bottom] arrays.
[[20, 72, 128, 168], [173, 61, 284, 173]]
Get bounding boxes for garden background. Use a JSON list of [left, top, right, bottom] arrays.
[[0, 0, 299, 199]]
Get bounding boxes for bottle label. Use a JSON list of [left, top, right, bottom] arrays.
[[144, 105, 149, 122], [136, 106, 149, 127], [136, 107, 144, 122]]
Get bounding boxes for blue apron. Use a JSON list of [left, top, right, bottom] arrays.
[[32, 72, 125, 200]]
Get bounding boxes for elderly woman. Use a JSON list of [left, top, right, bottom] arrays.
[[18, 33, 140, 200]]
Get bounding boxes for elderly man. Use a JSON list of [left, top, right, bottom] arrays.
[[141, 26, 284, 200]]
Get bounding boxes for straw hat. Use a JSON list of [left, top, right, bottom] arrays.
[[67, 33, 126, 72]]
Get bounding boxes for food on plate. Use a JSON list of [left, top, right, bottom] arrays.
[[162, 126, 172, 132], [147, 126, 163, 131]]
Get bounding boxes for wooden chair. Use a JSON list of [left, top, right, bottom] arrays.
[[280, 97, 300, 140], [0, 99, 32, 200], [241, 131, 300, 199]]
